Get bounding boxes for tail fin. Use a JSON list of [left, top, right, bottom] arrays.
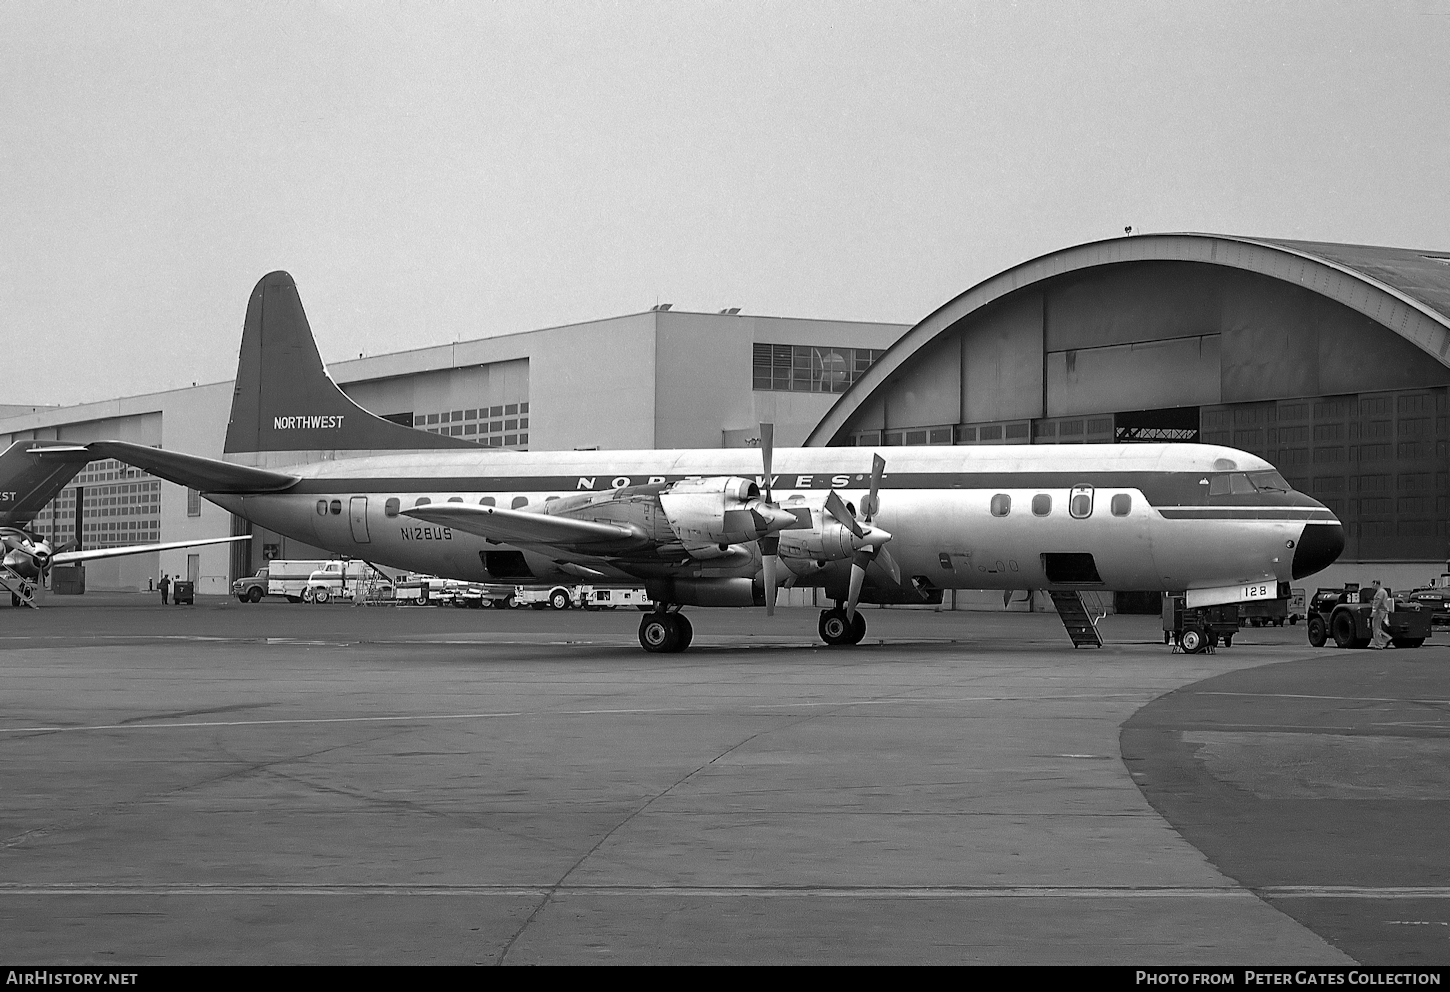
[[0, 441, 92, 527], [223, 271, 475, 455]]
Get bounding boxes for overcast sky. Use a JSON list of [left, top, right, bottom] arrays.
[[3, 0, 1447, 406]]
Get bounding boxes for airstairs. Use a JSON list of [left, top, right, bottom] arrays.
[[1049, 590, 1104, 648], [0, 566, 38, 609]]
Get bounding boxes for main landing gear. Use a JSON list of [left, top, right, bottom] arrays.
[[818, 606, 866, 646], [638, 609, 694, 653]]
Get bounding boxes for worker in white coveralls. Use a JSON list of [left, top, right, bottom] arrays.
[[1369, 579, 1392, 649]]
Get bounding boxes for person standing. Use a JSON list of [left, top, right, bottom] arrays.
[[1369, 579, 1391, 649], [159, 574, 171, 605]]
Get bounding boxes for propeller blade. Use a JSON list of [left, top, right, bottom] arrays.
[[758, 422, 775, 502], [874, 545, 902, 585], [846, 551, 868, 621], [763, 545, 778, 617], [863, 453, 886, 522], [824, 490, 864, 539]]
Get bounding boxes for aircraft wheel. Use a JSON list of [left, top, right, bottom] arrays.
[[638, 613, 681, 653], [1179, 626, 1207, 654], [848, 612, 867, 645], [1307, 615, 1327, 647], [674, 614, 693, 651], [301, 587, 314, 604], [1392, 637, 1425, 649], [247, 587, 263, 603], [1330, 610, 1357, 649], [818, 608, 856, 646], [549, 589, 571, 610], [313, 587, 330, 604]]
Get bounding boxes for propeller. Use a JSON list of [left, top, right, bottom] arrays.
[[841, 453, 901, 622]]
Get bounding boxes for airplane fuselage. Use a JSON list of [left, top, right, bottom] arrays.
[[209, 443, 1343, 602]]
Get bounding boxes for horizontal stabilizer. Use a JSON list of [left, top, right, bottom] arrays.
[[403, 503, 648, 553], [86, 441, 298, 494], [53, 535, 251, 566], [0, 441, 93, 526]]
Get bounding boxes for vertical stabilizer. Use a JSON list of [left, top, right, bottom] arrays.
[[223, 271, 475, 454]]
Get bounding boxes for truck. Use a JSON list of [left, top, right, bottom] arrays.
[[513, 583, 582, 611], [232, 566, 272, 603], [302, 560, 394, 604], [511, 584, 653, 611], [261, 559, 339, 603], [1305, 585, 1431, 649], [394, 574, 449, 604]]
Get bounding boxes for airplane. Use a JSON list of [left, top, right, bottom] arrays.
[[0, 439, 250, 607], [77, 271, 1345, 650]]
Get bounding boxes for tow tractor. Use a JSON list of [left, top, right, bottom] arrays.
[[1305, 585, 1430, 649]]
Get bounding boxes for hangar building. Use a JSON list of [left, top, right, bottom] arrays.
[[1, 306, 903, 592], [808, 233, 1450, 594]]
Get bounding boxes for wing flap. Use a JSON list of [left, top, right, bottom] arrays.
[[403, 503, 647, 552]]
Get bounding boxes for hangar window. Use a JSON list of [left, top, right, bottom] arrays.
[[480, 497, 495, 507], [187, 488, 202, 517], [329, 500, 342, 515], [1110, 494, 1131, 516], [1069, 486, 1094, 519], [990, 494, 1011, 517], [511, 497, 529, 509], [1031, 494, 1051, 516], [384, 498, 400, 517], [316, 500, 327, 516]]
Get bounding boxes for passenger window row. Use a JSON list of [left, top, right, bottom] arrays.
[[990, 491, 1132, 518]]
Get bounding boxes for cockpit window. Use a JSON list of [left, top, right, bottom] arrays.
[[1209, 471, 1293, 495], [1247, 470, 1291, 493]]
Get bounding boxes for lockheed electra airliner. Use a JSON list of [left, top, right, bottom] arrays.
[[80, 272, 1343, 651]]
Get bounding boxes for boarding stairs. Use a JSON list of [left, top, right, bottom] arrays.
[[1049, 590, 1104, 648], [0, 565, 38, 609]]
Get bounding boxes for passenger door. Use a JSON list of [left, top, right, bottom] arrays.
[[349, 497, 371, 544]]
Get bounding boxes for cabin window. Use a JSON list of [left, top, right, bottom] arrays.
[[447, 496, 463, 503], [1031, 494, 1051, 516], [511, 497, 529, 509], [990, 494, 1011, 517], [315, 500, 327, 516], [414, 496, 431, 507], [1069, 485, 1094, 519], [480, 497, 495, 507], [545, 495, 560, 502], [329, 499, 342, 515], [1110, 494, 1131, 516]]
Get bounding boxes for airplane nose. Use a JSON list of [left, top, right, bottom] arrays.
[[1292, 522, 1345, 579]]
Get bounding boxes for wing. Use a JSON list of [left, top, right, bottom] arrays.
[[403, 504, 651, 555], [51, 535, 251, 565]]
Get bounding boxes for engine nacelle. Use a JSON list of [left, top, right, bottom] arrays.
[[659, 476, 794, 547], [777, 509, 859, 563], [644, 576, 763, 608]]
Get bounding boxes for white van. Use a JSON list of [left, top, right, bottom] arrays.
[[265, 560, 340, 603], [303, 560, 391, 604]]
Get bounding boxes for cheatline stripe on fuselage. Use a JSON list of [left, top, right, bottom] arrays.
[[1156, 508, 1337, 520], [282, 470, 1316, 508]]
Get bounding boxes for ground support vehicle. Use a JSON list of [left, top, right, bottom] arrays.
[[172, 580, 195, 605], [264, 559, 339, 602], [1239, 596, 1289, 627], [515, 584, 580, 611], [579, 586, 652, 611], [1162, 596, 1239, 653], [394, 574, 447, 604], [301, 561, 393, 604], [1306, 586, 1431, 649]]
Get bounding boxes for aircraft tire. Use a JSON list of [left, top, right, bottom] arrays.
[[1307, 615, 1327, 647], [818, 608, 855, 646], [674, 614, 693, 651], [638, 614, 681, 653], [247, 587, 263, 603], [1330, 610, 1357, 649], [1179, 626, 1206, 654], [847, 612, 867, 645]]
